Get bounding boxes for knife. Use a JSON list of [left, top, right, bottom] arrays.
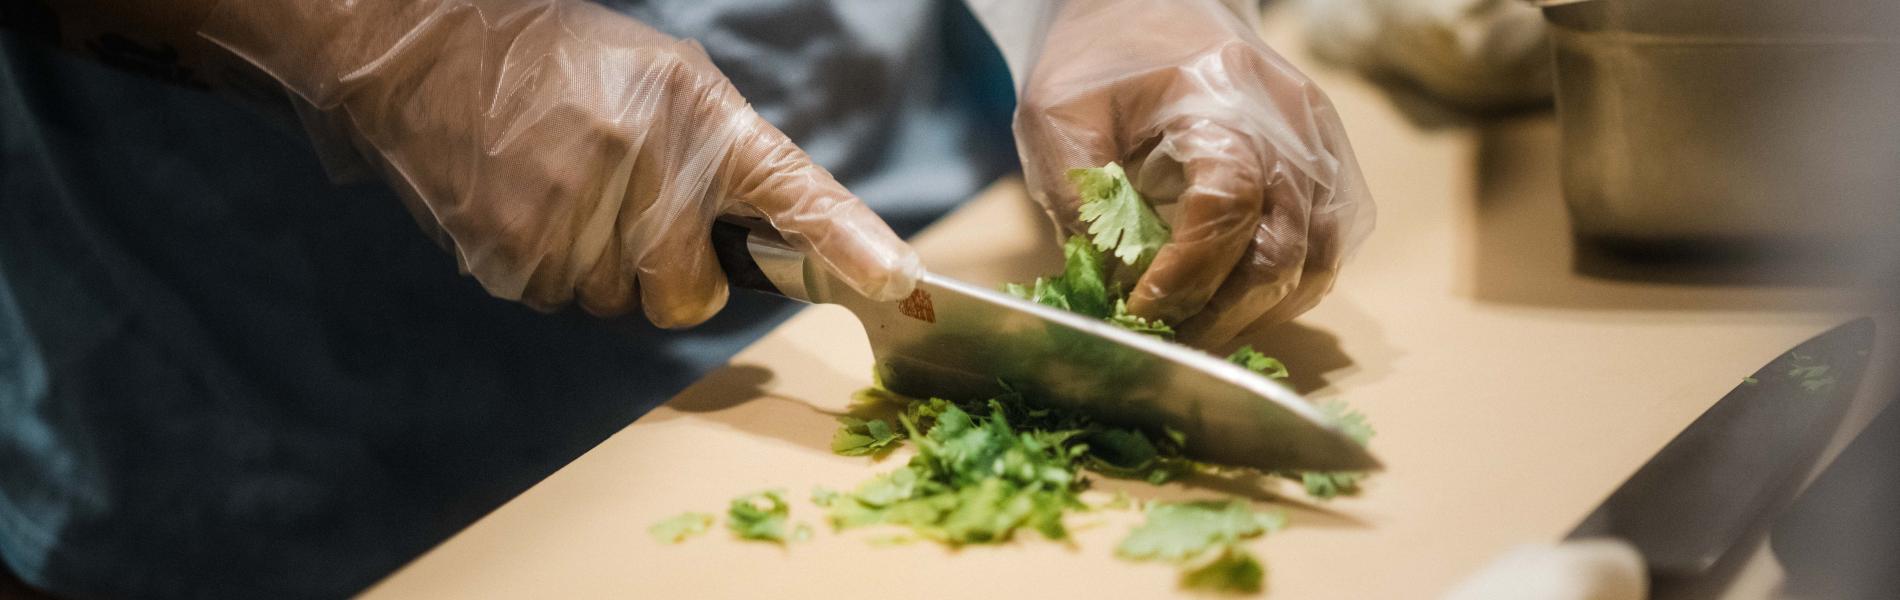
[[1566, 318, 1874, 583], [710, 218, 1380, 473], [1446, 318, 1876, 600]]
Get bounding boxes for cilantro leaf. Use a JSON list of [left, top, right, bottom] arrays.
[[647, 512, 714, 544], [1006, 235, 1115, 318], [1068, 162, 1170, 270], [832, 416, 902, 456], [1118, 500, 1283, 594], [1281, 400, 1374, 499], [1108, 299, 1175, 339], [1116, 499, 1285, 563], [1226, 346, 1289, 380], [1078, 426, 1192, 485], [1319, 400, 1375, 446], [1299, 471, 1362, 500], [727, 489, 795, 543], [1180, 547, 1267, 594]]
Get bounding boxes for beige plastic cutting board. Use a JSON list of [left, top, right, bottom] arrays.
[[362, 8, 1891, 600]]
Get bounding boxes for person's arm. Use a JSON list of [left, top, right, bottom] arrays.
[[962, 0, 1375, 348], [4, 0, 922, 327]]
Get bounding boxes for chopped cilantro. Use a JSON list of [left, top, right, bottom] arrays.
[[824, 403, 1086, 545], [647, 512, 714, 544], [727, 489, 795, 544], [1297, 471, 1362, 500], [1277, 400, 1374, 499], [1006, 235, 1116, 318], [1117, 500, 1285, 562], [1319, 400, 1375, 446], [1181, 547, 1267, 594], [1109, 299, 1176, 339], [1118, 500, 1284, 594], [832, 416, 902, 457], [1226, 346, 1289, 381]]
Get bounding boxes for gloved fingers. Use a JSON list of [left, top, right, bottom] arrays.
[[1125, 120, 1266, 324], [577, 233, 638, 318], [1172, 226, 1298, 348], [1016, 90, 1119, 236], [635, 214, 729, 328], [518, 260, 576, 313], [621, 68, 744, 328], [1241, 195, 1344, 335], [1171, 160, 1319, 347], [726, 116, 921, 302]]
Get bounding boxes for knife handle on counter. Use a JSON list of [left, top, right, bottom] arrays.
[[711, 217, 813, 303]]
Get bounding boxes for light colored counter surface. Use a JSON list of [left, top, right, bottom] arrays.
[[364, 9, 1891, 600]]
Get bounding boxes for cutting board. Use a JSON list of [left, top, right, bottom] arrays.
[[361, 8, 1885, 599]]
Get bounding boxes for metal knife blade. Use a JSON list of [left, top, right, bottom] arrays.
[[1566, 318, 1876, 581], [712, 219, 1380, 473]]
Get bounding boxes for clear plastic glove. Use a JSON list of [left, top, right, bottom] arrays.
[[986, 0, 1375, 348], [199, 0, 920, 327]]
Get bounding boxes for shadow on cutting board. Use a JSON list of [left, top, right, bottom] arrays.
[[639, 363, 856, 459]]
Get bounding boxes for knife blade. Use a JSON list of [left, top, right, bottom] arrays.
[[1565, 318, 1876, 584], [711, 218, 1380, 472]]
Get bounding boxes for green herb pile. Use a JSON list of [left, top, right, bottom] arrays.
[[655, 163, 1376, 595]]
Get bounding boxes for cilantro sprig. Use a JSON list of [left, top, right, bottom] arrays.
[[1069, 162, 1171, 271]]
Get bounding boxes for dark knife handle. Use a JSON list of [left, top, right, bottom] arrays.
[[711, 217, 811, 302]]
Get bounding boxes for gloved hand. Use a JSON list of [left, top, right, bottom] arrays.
[[199, 0, 920, 327], [998, 0, 1375, 348]]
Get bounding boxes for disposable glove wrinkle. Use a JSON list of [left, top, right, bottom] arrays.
[[202, 0, 921, 327]]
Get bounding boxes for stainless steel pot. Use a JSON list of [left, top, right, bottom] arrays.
[[1531, 0, 1900, 248]]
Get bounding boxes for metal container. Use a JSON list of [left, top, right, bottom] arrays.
[[1533, 0, 1900, 249]]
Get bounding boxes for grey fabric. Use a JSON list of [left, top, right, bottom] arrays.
[[0, 1, 1012, 597]]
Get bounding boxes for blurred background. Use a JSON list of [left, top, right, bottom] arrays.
[[1302, 1, 1899, 597]]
